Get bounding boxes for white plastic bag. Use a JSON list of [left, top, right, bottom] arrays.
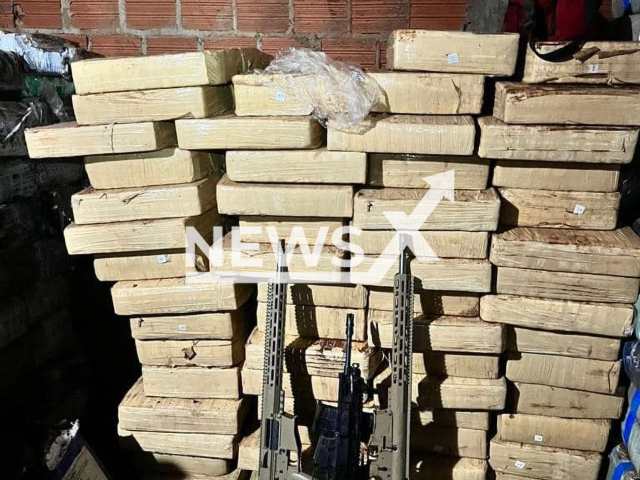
[[608, 444, 640, 480], [261, 48, 381, 133]]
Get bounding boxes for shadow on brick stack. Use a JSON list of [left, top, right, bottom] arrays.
[[332, 30, 519, 480], [172, 64, 380, 474], [25, 48, 272, 480], [478, 40, 640, 480]]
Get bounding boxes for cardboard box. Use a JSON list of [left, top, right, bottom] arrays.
[[142, 365, 242, 399], [497, 414, 610, 452], [499, 188, 621, 230], [368, 312, 505, 354], [130, 452, 232, 477], [352, 230, 489, 258], [256, 303, 366, 341], [368, 154, 489, 189], [478, 116, 637, 164], [238, 429, 314, 472], [176, 116, 324, 150], [491, 227, 640, 277], [353, 256, 492, 291], [387, 30, 519, 75], [72, 49, 271, 94], [368, 288, 480, 317], [212, 238, 346, 275], [255, 283, 367, 308], [412, 375, 508, 411], [63, 211, 220, 255], [241, 367, 342, 401], [480, 294, 634, 337], [328, 115, 476, 155], [94, 250, 208, 282], [130, 310, 247, 341], [142, 468, 246, 480], [489, 437, 602, 480], [413, 409, 491, 431], [369, 72, 485, 114], [413, 352, 501, 379], [26, 121, 176, 158], [496, 267, 640, 303], [111, 279, 253, 315], [523, 41, 640, 84], [118, 426, 236, 459], [217, 174, 353, 217], [506, 353, 621, 394], [410, 456, 488, 480], [73, 86, 233, 125], [85, 149, 222, 189], [119, 378, 248, 434], [508, 327, 621, 361], [232, 73, 313, 116], [411, 425, 488, 459], [244, 328, 381, 379], [71, 178, 218, 224], [238, 217, 345, 245], [353, 187, 499, 231], [226, 148, 366, 184], [135, 338, 246, 368], [513, 382, 624, 419], [494, 82, 640, 125], [493, 161, 620, 192]]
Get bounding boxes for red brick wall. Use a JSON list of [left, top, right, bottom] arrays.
[[4, 0, 614, 68]]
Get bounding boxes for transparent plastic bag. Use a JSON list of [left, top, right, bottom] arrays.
[[261, 48, 381, 133], [625, 341, 640, 388], [608, 444, 640, 480]]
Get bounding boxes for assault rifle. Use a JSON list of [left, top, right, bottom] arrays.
[[259, 240, 310, 480], [311, 313, 370, 480], [368, 243, 414, 480]]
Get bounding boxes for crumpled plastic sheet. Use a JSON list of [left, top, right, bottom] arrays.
[[608, 444, 640, 480], [261, 48, 381, 133], [0, 99, 56, 157], [0, 51, 26, 92], [0, 32, 93, 78]]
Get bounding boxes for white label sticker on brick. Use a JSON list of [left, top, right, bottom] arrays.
[[573, 205, 586, 215], [447, 53, 460, 65], [275, 92, 287, 102], [534, 434, 544, 443], [156, 254, 168, 264], [588, 64, 600, 73], [178, 324, 187, 332], [515, 461, 526, 469]]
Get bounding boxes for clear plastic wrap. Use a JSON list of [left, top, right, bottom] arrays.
[[623, 383, 640, 443], [625, 340, 640, 387], [261, 48, 381, 133], [0, 32, 94, 78], [608, 444, 640, 480]]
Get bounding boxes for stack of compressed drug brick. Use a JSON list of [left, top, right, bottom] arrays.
[[333, 30, 519, 480], [478, 40, 640, 480], [25, 49, 270, 480]]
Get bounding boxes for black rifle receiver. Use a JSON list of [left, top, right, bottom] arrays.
[[312, 313, 370, 480]]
